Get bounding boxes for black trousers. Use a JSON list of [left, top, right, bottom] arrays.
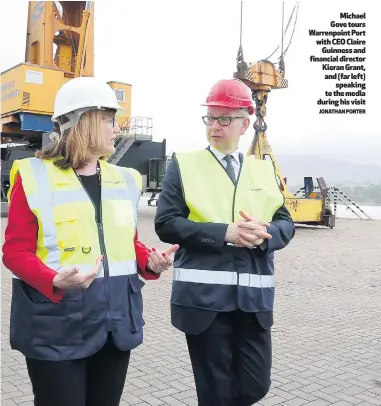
[[26, 334, 130, 406], [186, 310, 272, 406]]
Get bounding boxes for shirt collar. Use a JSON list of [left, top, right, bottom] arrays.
[[209, 145, 241, 163]]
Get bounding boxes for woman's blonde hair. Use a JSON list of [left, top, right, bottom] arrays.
[[36, 109, 114, 170]]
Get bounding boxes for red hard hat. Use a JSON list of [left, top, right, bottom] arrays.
[[202, 79, 254, 115]]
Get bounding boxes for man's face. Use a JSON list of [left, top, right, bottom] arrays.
[[205, 106, 250, 154]]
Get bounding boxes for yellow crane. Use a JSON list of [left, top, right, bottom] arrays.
[[1, 1, 132, 145], [1, 1, 163, 207], [234, 2, 335, 228]]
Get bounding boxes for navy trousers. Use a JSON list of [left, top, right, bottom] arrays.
[[186, 310, 272, 406]]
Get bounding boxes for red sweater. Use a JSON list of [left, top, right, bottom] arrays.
[[2, 174, 159, 304]]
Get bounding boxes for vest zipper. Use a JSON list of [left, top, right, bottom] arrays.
[[231, 158, 243, 299], [75, 169, 112, 331], [231, 158, 243, 222], [97, 220, 112, 331]]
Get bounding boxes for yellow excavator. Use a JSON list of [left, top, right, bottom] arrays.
[[234, 2, 335, 228]]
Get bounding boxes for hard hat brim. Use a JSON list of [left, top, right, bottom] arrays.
[[115, 105, 126, 114], [201, 101, 254, 115], [51, 104, 126, 122]]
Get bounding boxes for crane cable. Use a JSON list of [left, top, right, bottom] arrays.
[[265, 1, 300, 63], [245, 1, 300, 158], [275, 1, 300, 63]]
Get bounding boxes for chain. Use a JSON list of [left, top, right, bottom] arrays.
[[253, 117, 267, 134], [251, 91, 268, 155]]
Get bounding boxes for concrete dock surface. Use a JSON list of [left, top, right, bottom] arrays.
[[1, 204, 381, 405]]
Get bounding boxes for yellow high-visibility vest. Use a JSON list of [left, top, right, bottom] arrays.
[[169, 149, 286, 314], [175, 149, 285, 224], [9, 157, 142, 278]]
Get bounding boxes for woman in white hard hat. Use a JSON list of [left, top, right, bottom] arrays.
[[2, 76, 178, 406]]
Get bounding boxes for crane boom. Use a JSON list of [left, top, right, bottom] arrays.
[[25, 1, 95, 77], [1, 1, 164, 212], [1, 1, 131, 143]]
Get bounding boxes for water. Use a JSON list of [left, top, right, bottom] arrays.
[[332, 204, 381, 220], [138, 196, 381, 221]]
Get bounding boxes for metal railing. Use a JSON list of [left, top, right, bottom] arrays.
[[119, 116, 153, 141]]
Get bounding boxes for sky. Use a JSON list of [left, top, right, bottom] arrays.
[[1, 0, 380, 165]]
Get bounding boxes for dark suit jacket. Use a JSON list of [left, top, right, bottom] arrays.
[[154, 153, 295, 335]]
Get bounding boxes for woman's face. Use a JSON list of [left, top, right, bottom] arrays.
[[100, 112, 120, 155]]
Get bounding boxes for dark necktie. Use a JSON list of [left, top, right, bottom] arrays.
[[223, 155, 236, 184]]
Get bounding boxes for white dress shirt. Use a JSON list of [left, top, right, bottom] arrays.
[[209, 145, 241, 179]]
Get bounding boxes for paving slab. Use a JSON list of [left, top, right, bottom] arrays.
[[2, 202, 381, 405]]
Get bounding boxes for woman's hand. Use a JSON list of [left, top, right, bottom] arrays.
[[147, 245, 179, 274], [53, 256, 103, 289]]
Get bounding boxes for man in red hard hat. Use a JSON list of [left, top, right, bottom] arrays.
[[155, 78, 295, 405], [203, 78, 255, 113]]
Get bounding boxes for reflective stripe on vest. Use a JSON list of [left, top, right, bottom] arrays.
[[171, 149, 283, 309], [173, 268, 275, 288], [10, 157, 140, 279]]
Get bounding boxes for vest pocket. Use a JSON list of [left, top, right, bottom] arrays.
[[29, 288, 83, 346], [128, 276, 145, 333], [53, 207, 79, 248], [110, 276, 145, 351]]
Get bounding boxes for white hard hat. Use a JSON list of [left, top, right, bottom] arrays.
[[51, 76, 125, 130]]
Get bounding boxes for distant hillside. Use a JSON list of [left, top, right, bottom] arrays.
[[335, 184, 381, 205], [275, 155, 381, 187]]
